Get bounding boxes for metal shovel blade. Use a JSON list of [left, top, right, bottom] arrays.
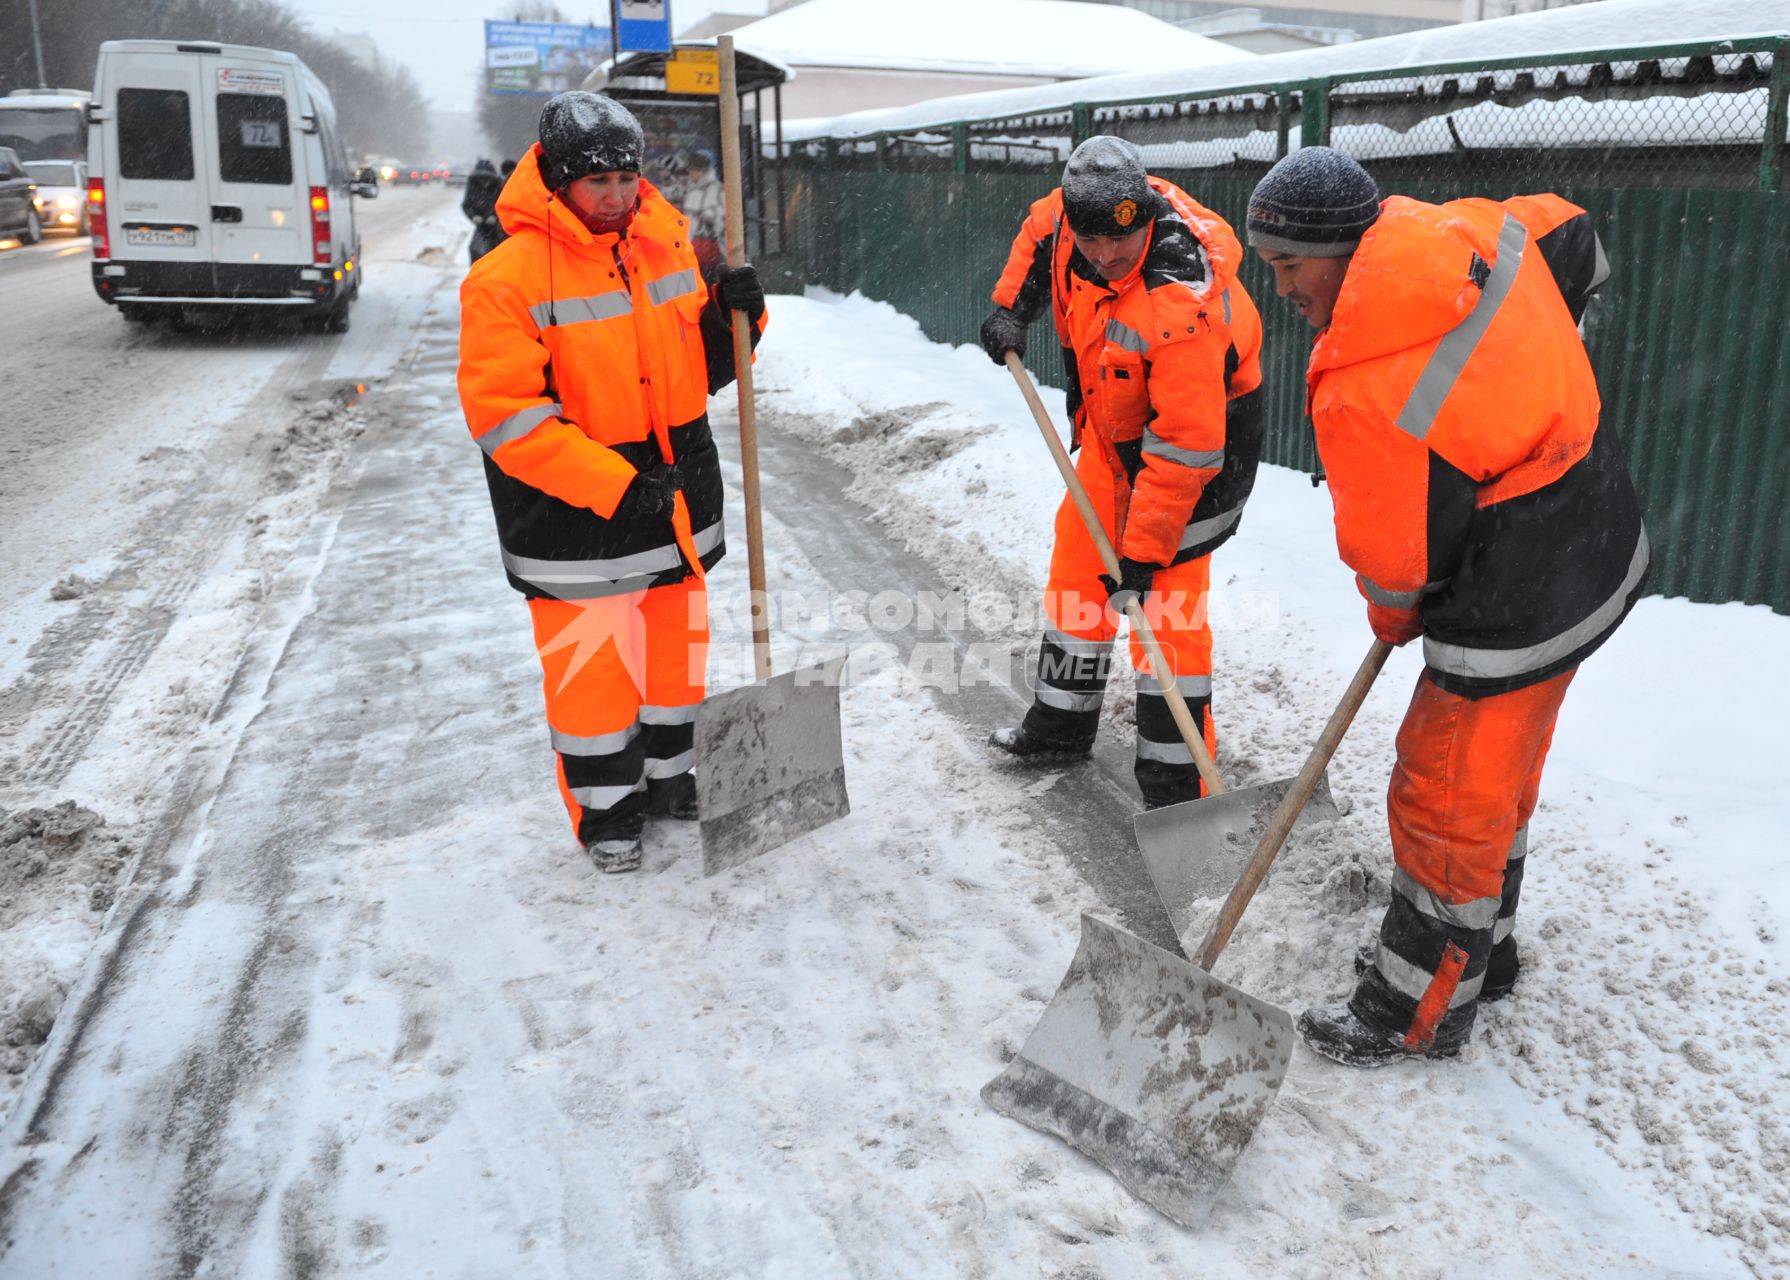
[[1134, 773, 1338, 954], [981, 913, 1295, 1228], [695, 655, 850, 876]]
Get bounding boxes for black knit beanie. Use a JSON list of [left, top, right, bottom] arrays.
[[1246, 147, 1381, 257], [1061, 136, 1158, 238], [538, 91, 644, 191]]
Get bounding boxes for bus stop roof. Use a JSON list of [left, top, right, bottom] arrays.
[[585, 43, 792, 102]]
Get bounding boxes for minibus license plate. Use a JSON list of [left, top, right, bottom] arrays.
[[126, 225, 198, 247]]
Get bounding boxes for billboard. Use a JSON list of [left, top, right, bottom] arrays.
[[484, 21, 611, 96]]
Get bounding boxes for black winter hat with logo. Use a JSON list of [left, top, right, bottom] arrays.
[[538, 91, 644, 191], [1061, 136, 1160, 238], [1246, 146, 1381, 256]]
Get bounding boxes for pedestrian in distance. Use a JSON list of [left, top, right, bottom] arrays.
[[680, 149, 726, 276], [461, 157, 506, 264], [456, 92, 768, 874], [979, 135, 1267, 810], [1245, 146, 1649, 1065]]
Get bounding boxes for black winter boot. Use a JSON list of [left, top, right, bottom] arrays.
[[585, 835, 643, 874], [988, 723, 1094, 759], [1298, 999, 1473, 1067]]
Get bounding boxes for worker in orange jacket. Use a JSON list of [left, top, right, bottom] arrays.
[[1247, 147, 1648, 1064], [979, 136, 1265, 810], [457, 93, 766, 873]]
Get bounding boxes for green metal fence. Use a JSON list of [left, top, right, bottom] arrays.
[[763, 36, 1790, 613]]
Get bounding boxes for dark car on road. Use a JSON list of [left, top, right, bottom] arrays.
[[0, 145, 42, 244]]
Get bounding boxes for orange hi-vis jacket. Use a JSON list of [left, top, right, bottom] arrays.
[[457, 144, 764, 601], [1310, 193, 1647, 698], [992, 178, 1264, 567]]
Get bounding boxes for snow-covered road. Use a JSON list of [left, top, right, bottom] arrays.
[[0, 188, 469, 1133], [1, 282, 1786, 1278]]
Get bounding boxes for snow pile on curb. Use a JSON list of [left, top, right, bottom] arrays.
[[0, 803, 134, 1082]]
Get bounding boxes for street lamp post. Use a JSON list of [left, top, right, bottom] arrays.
[[26, 0, 50, 87]]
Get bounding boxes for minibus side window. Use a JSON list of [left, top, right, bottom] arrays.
[[217, 93, 292, 185], [118, 88, 195, 181]]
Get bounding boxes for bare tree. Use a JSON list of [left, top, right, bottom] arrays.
[[0, 0, 429, 160]]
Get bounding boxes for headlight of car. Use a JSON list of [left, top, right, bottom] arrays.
[[56, 194, 78, 209]]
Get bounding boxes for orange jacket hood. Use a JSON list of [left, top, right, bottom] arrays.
[[496, 143, 684, 252], [1156, 177, 1246, 303], [1311, 195, 1508, 377]]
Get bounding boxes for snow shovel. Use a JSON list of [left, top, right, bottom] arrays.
[[694, 38, 850, 876], [999, 353, 1334, 840], [983, 638, 1391, 1227]]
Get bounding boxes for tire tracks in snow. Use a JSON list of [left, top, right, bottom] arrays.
[[0, 352, 361, 795], [0, 319, 456, 1276]]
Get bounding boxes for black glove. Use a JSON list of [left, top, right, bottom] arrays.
[[711, 263, 766, 322], [616, 463, 681, 521], [979, 307, 1028, 365], [1099, 557, 1157, 613]]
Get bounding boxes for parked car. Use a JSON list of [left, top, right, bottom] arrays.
[[0, 145, 42, 244], [87, 38, 375, 329], [23, 158, 87, 234]]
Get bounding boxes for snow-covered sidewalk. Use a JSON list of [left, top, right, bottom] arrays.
[[1, 289, 1785, 1278]]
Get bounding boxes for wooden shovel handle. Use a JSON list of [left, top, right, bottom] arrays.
[[719, 37, 772, 682], [1004, 353, 1224, 797], [1192, 639, 1393, 970]]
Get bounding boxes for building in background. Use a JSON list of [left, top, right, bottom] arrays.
[[1175, 6, 1362, 52], [1459, 0, 1610, 19], [680, 0, 781, 40], [722, 0, 1255, 119], [1112, 0, 1456, 40]]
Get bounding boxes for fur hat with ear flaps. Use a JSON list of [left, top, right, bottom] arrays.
[[537, 91, 644, 191]]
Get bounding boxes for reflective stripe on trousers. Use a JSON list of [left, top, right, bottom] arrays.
[[528, 578, 708, 843], [1363, 671, 1572, 1026], [1030, 472, 1218, 805], [1494, 825, 1527, 944], [1133, 673, 1214, 765], [1032, 628, 1111, 713]]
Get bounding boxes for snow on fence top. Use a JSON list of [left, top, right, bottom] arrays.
[[824, 74, 1776, 173], [725, 0, 1255, 81], [776, 0, 1790, 142]]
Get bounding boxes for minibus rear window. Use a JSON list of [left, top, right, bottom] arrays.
[[118, 88, 194, 181], [217, 93, 292, 185]]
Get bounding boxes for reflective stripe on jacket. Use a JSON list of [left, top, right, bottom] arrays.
[[457, 144, 765, 600], [992, 178, 1264, 566], [1309, 193, 1646, 697]]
